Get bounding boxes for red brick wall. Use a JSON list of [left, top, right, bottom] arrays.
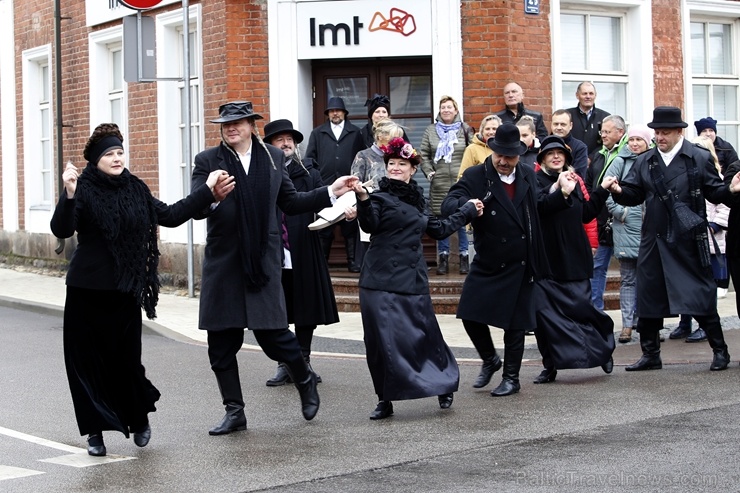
[[652, 0, 684, 108], [461, 0, 552, 132]]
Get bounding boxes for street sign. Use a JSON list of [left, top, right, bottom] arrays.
[[118, 0, 163, 11], [525, 0, 540, 15]]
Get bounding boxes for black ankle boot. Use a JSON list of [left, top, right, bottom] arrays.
[[704, 318, 731, 371], [304, 356, 322, 383], [491, 331, 524, 396], [459, 254, 469, 274], [266, 363, 293, 386], [533, 367, 557, 384], [87, 433, 106, 457], [625, 330, 662, 371], [438, 393, 454, 409], [296, 373, 320, 420], [370, 400, 393, 420], [436, 253, 449, 275], [210, 369, 247, 435], [472, 354, 502, 388], [132, 423, 151, 447]]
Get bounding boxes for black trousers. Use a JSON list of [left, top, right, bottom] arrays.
[[207, 328, 309, 382]]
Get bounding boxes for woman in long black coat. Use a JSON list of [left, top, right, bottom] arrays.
[[51, 123, 226, 457], [532, 136, 616, 384], [353, 138, 482, 420]]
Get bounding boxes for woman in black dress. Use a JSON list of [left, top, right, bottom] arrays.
[[352, 138, 483, 419], [533, 136, 617, 383], [51, 123, 229, 456]]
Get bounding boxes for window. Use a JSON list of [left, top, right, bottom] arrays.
[[559, 12, 628, 117], [109, 44, 124, 126], [89, 27, 127, 149], [177, 24, 202, 195], [691, 20, 738, 148]]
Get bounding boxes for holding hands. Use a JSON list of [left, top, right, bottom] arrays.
[[209, 170, 235, 201], [467, 198, 484, 216], [331, 175, 360, 198], [557, 170, 577, 197], [603, 177, 622, 194]]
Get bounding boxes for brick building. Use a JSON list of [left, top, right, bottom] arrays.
[[1, 0, 739, 284]]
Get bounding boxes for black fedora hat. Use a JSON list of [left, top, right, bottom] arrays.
[[537, 135, 572, 166], [324, 97, 349, 116], [210, 101, 263, 123], [487, 122, 527, 156], [263, 119, 304, 144], [647, 106, 688, 129]]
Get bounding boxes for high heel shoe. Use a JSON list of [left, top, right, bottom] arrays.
[[87, 433, 106, 457], [369, 400, 393, 420], [438, 393, 454, 409], [533, 368, 557, 384]]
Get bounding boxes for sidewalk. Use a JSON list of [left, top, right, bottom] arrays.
[[1, 265, 738, 365]]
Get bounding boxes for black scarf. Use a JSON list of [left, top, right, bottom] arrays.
[[378, 177, 425, 212], [222, 139, 272, 291], [76, 165, 161, 319]]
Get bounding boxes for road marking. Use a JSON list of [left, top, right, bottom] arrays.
[[0, 465, 44, 481], [0, 426, 136, 467]]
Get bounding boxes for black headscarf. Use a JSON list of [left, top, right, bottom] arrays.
[[76, 164, 161, 319]]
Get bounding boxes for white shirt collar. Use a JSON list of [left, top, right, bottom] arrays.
[[659, 136, 684, 166], [499, 167, 517, 184]]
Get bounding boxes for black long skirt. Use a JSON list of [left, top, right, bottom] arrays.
[[63, 286, 160, 437], [533, 279, 615, 370], [359, 288, 459, 401]]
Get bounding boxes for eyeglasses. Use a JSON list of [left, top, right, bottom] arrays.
[[599, 129, 614, 136]]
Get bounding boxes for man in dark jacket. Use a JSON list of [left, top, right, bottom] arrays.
[[495, 82, 548, 142], [608, 106, 739, 373], [551, 109, 589, 179], [262, 119, 340, 387], [442, 123, 551, 397], [305, 97, 364, 272], [694, 116, 739, 174], [567, 82, 611, 155], [192, 101, 357, 435]]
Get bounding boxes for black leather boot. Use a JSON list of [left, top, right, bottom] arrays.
[[295, 372, 320, 420], [436, 253, 449, 275], [305, 355, 322, 383], [625, 328, 662, 371], [669, 314, 692, 339], [703, 317, 730, 371], [370, 400, 393, 420], [345, 238, 361, 273], [459, 254, 470, 274], [473, 354, 502, 388], [533, 367, 557, 384], [491, 331, 524, 396], [266, 363, 293, 386], [209, 369, 247, 435]]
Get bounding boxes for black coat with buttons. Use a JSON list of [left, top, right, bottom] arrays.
[[442, 159, 551, 330], [357, 183, 477, 295], [305, 120, 364, 185]]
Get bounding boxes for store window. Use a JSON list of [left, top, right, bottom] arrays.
[[691, 20, 738, 147]]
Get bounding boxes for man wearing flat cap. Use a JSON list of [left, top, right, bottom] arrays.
[[694, 116, 739, 174], [442, 123, 551, 397], [191, 102, 357, 435], [305, 97, 365, 272], [607, 106, 740, 373], [260, 118, 340, 388]]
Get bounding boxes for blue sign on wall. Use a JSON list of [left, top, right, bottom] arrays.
[[525, 0, 540, 15]]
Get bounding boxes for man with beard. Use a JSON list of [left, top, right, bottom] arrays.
[[261, 119, 341, 387]]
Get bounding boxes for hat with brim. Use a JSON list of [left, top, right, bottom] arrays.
[[324, 97, 349, 116], [537, 135, 573, 166], [487, 122, 528, 156], [210, 101, 263, 123], [263, 119, 304, 144], [647, 106, 688, 129]]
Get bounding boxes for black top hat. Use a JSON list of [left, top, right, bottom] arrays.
[[263, 119, 304, 144], [324, 97, 349, 116], [647, 106, 688, 129], [537, 135, 573, 166], [210, 101, 263, 123], [487, 122, 528, 156]]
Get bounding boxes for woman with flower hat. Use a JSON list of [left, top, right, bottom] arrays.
[[352, 138, 483, 420]]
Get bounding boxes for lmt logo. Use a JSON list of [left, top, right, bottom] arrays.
[[308, 8, 417, 47], [309, 17, 364, 46]]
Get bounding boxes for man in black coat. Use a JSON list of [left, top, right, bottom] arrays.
[[694, 116, 739, 174], [551, 109, 589, 179], [567, 82, 611, 155], [192, 102, 357, 435], [305, 97, 365, 272], [442, 123, 551, 397], [261, 118, 340, 387], [607, 106, 740, 372], [495, 82, 548, 142]]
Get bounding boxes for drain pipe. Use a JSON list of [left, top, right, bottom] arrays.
[[53, 0, 67, 255]]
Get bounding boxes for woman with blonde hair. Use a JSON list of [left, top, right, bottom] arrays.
[[458, 114, 501, 180]]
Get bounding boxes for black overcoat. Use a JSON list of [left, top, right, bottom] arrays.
[[305, 121, 363, 184], [283, 158, 339, 326], [442, 160, 550, 330], [192, 139, 332, 331], [614, 139, 733, 317], [536, 170, 609, 281]]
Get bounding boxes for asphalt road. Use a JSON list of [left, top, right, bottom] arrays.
[[2, 305, 740, 493]]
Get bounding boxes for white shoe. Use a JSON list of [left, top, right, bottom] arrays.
[[308, 191, 357, 231], [717, 287, 728, 299]]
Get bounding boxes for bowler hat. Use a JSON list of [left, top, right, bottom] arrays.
[[263, 119, 304, 144], [324, 97, 349, 116], [537, 135, 573, 166], [647, 106, 688, 129], [487, 122, 528, 156], [210, 101, 263, 123]]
